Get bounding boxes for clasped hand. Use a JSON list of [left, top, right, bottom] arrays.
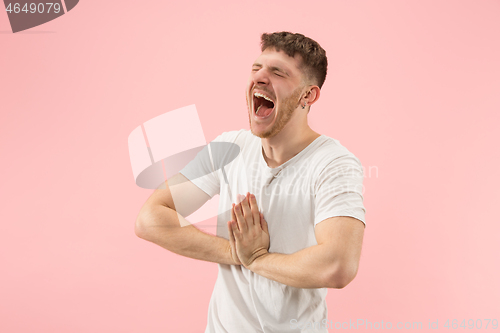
[[227, 192, 270, 268]]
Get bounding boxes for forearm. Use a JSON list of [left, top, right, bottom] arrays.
[[249, 244, 343, 289], [136, 205, 237, 265]]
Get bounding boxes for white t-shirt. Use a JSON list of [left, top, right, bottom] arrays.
[[179, 129, 366, 333]]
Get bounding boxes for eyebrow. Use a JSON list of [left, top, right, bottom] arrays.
[[252, 62, 290, 76]]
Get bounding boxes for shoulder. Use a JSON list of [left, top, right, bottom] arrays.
[[315, 135, 362, 162], [213, 129, 259, 148], [207, 129, 259, 167], [312, 135, 364, 177]]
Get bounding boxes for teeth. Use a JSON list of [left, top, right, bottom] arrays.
[[254, 92, 274, 103]]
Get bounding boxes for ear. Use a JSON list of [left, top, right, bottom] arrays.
[[302, 85, 321, 108]]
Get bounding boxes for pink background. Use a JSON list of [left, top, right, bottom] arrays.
[[1, 0, 499, 332]]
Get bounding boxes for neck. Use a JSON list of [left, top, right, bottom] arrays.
[[261, 115, 320, 168]]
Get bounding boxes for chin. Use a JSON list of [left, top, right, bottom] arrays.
[[248, 114, 271, 137], [250, 125, 275, 139]]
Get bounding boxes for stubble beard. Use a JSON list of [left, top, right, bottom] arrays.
[[248, 86, 303, 139]]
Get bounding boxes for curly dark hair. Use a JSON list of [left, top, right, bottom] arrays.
[[261, 32, 328, 89]]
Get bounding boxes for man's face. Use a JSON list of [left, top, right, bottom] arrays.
[[246, 48, 307, 139]]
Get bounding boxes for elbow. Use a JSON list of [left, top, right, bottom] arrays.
[[134, 207, 158, 240], [135, 215, 150, 239], [134, 205, 180, 241], [324, 263, 359, 289]]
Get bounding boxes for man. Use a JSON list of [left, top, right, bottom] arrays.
[[135, 32, 366, 332]]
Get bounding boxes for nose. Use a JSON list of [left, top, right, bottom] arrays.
[[252, 68, 270, 86]]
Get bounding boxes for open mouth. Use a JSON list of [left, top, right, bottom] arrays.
[[253, 92, 275, 118]]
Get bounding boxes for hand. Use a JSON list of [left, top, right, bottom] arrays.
[[227, 202, 242, 265], [227, 192, 270, 268]]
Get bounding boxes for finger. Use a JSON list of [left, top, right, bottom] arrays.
[[249, 194, 260, 227], [228, 221, 235, 242], [234, 203, 247, 232], [231, 203, 236, 223], [260, 213, 269, 234], [231, 220, 242, 239], [240, 193, 253, 225], [232, 221, 242, 239]]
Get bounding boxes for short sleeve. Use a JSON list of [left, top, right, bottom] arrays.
[[314, 154, 366, 227], [178, 131, 242, 198], [178, 136, 222, 198]]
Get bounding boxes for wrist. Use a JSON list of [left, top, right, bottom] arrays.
[[247, 250, 270, 271], [226, 241, 241, 265]]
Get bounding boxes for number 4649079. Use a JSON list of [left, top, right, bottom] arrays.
[[5, 3, 62, 14], [444, 319, 498, 329]]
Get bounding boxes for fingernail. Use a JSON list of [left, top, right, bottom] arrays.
[[251, 194, 255, 200]]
